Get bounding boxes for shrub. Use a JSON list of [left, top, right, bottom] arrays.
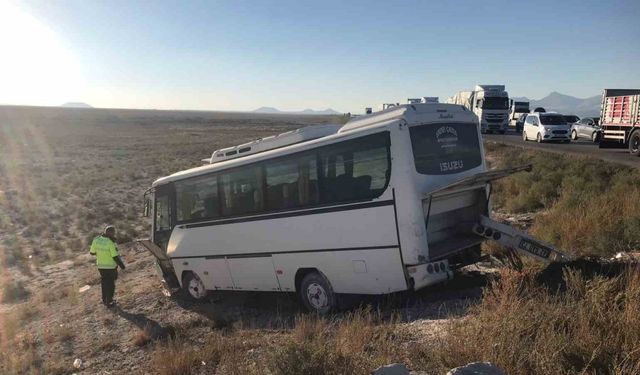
[[133, 325, 153, 347], [151, 339, 203, 375], [486, 143, 640, 257], [268, 309, 409, 375], [0, 280, 30, 303], [409, 266, 640, 375]]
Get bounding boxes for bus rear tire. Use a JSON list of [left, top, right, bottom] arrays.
[[299, 271, 336, 315], [630, 131, 640, 156], [182, 272, 208, 302]]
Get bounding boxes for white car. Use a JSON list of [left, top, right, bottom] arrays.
[[522, 112, 571, 143]]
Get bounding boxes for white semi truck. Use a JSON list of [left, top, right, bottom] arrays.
[[448, 85, 510, 133]]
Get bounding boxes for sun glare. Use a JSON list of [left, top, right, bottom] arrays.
[[0, 1, 83, 106]]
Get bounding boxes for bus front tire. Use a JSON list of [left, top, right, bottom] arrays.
[[299, 272, 336, 315], [182, 272, 208, 301]]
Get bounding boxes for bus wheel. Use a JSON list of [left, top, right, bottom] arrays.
[[182, 272, 208, 301], [299, 272, 335, 315], [630, 131, 640, 156]]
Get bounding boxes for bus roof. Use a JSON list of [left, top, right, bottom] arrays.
[[152, 103, 474, 187]]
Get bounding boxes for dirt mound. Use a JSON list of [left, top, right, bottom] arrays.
[[535, 257, 639, 291]]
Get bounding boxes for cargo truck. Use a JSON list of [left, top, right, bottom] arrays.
[[598, 89, 640, 156], [447, 85, 510, 133]]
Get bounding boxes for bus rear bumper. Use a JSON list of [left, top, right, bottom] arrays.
[[407, 260, 453, 291]]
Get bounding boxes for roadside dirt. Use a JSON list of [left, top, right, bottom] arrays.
[[1, 242, 495, 374]]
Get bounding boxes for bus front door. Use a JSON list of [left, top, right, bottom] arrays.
[[140, 184, 180, 290]]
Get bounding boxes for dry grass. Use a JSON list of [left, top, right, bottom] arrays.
[[151, 336, 227, 375], [0, 279, 30, 303], [43, 324, 75, 344], [132, 324, 153, 347], [268, 309, 410, 375], [0, 106, 347, 270], [486, 142, 640, 257], [0, 302, 39, 349], [3, 107, 640, 374], [409, 265, 640, 375]]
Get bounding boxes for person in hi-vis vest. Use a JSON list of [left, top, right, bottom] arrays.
[[89, 226, 126, 307]]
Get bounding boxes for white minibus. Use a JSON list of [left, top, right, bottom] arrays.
[[144, 103, 495, 314]]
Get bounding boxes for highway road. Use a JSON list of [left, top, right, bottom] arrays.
[[483, 130, 640, 169]]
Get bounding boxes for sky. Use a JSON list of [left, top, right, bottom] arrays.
[[0, 0, 639, 113]]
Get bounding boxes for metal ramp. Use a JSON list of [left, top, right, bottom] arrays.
[[473, 215, 571, 263]]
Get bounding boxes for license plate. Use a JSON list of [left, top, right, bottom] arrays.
[[518, 238, 551, 259]]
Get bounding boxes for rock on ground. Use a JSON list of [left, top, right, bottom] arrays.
[[446, 362, 506, 375], [371, 363, 410, 375]]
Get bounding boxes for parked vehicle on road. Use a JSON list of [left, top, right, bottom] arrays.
[[533, 107, 546, 113], [515, 113, 527, 133], [447, 85, 510, 133], [563, 115, 580, 125], [571, 117, 601, 142], [523, 112, 571, 143], [509, 100, 530, 128], [598, 89, 640, 156]]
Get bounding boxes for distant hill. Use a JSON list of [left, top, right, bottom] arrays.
[[254, 107, 341, 115], [61, 102, 93, 108], [511, 92, 601, 117]]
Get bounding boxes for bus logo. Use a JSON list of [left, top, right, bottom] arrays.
[[436, 126, 458, 149]]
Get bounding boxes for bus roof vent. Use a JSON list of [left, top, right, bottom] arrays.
[[202, 124, 342, 164]]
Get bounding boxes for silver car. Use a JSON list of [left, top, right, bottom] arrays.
[[571, 117, 601, 142]]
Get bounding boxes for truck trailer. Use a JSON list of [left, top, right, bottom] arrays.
[[598, 89, 640, 156], [447, 85, 510, 133]]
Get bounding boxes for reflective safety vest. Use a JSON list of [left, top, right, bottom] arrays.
[[89, 236, 119, 269]]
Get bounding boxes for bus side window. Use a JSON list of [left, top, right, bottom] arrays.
[[175, 174, 219, 222], [319, 132, 390, 204], [265, 153, 319, 211], [298, 155, 319, 206], [221, 165, 264, 216]]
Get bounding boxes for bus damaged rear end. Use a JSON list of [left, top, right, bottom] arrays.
[[392, 105, 489, 291]]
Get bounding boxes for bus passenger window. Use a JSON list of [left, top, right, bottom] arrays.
[[265, 153, 319, 211], [319, 132, 390, 204], [175, 174, 219, 222], [221, 166, 264, 216]]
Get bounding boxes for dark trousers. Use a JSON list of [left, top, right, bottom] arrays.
[[98, 268, 118, 304]]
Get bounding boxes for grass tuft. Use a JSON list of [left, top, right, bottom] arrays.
[[408, 265, 640, 375], [486, 143, 640, 257]]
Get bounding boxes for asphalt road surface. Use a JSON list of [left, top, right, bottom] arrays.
[[484, 130, 640, 169]]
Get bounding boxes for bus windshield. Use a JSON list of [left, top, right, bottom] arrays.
[[410, 122, 482, 175]]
